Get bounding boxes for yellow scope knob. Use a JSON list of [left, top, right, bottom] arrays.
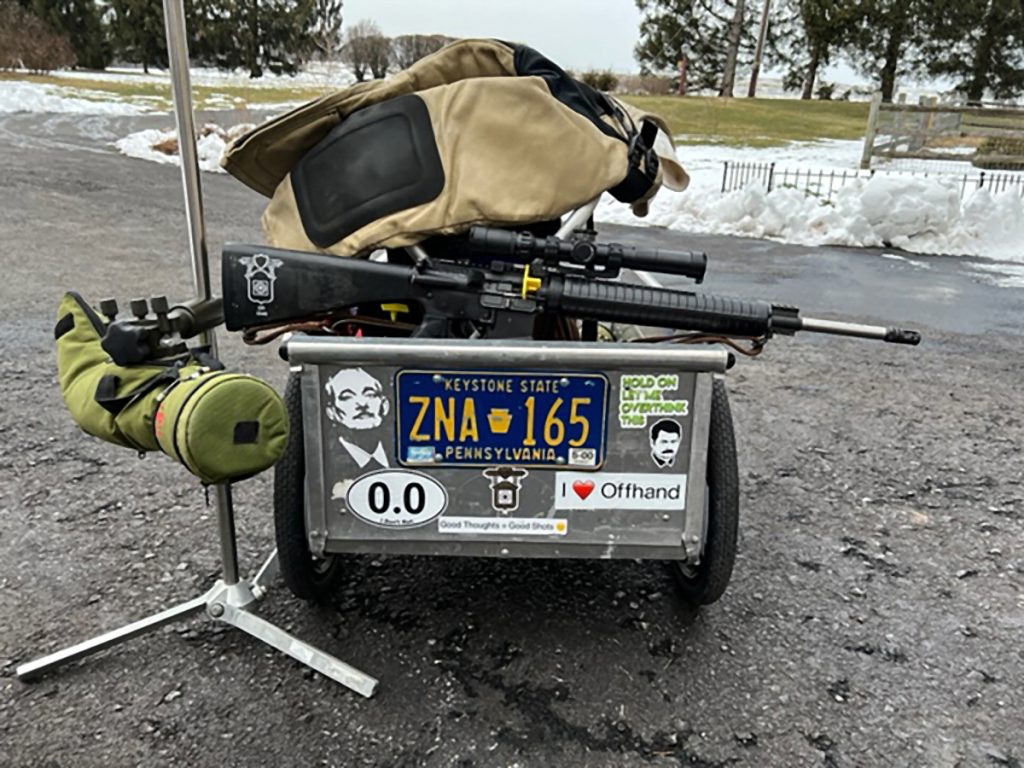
[[521, 266, 542, 299]]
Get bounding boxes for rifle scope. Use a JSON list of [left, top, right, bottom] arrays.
[[467, 226, 707, 283]]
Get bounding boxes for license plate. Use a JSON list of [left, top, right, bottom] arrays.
[[395, 370, 608, 468]]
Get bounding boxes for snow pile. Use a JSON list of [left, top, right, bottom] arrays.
[[111, 120, 1023, 262], [599, 171, 1024, 261], [50, 62, 356, 90], [0, 81, 149, 115], [115, 123, 254, 173]]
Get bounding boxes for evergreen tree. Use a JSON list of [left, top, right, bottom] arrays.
[[186, 0, 237, 67], [842, 0, 928, 102], [109, 0, 166, 72], [634, 0, 756, 94], [922, 0, 1024, 102], [186, 0, 314, 77], [32, 0, 111, 69], [769, 0, 857, 99]]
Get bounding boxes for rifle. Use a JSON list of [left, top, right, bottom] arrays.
[[220, 228, 921, 347], [98, 228, 920, 366]]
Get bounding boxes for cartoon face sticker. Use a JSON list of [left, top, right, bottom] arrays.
[[325, 368, 392, 469], [325, 368, 390, 431], [649, 419, 682, 468]]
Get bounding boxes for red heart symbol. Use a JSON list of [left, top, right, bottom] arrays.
[[572, 480, 595, 500]]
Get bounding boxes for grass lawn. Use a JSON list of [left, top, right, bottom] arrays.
[[619, 95, 870, 147], [1, 71, 871, 146]]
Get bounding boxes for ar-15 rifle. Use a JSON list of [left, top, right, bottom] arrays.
[[219, 228, 921, 347], [97, 227, 919, 366]]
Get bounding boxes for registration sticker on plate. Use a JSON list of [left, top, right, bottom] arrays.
[[395, 370, 608, 468]]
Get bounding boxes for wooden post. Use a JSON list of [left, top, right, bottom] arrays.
[[860, 92, 883, 169], [677, 56, 687, 96], [923, 95, 937, 139]]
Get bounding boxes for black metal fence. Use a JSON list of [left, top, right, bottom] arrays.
[[720, 161, 1024, 201]]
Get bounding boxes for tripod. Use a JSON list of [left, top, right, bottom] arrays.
[[15, 0, 377, 698], [17, 485, 377, 696]]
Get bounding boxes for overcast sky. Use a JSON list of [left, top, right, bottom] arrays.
[[340, 0, 879, 85], [342, 0, 645, 72]]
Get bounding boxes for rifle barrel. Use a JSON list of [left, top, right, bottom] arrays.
[[778, 314, 921, 345]]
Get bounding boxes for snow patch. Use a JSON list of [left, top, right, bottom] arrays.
[[110, 120, 1024, 264], [47, 62, 356, 89], [599, 172, 1024, 262], [880, 253, 931, 269], [0, 81, 149, 115], [115, 123, 254, 173], [968, 261, 1024, 288]]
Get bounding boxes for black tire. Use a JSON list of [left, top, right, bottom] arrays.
[[671, 377, 740, 607], [275, 372, 346, 602]]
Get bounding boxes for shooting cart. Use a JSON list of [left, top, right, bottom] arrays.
[[15, 3, 920, 699]]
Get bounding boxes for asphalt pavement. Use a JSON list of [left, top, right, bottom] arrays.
[[0, 111, 1021, 768]]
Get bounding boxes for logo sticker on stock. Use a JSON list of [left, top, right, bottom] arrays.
[[239, 253, 283, 318]]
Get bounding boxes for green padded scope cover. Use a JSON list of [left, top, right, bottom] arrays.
[[55, 292, 288, 484]]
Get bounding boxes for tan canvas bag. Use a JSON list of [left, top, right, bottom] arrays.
[[223, 39, 687, 257]]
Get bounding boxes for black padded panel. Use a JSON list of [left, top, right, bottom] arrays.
[[234, 420, 260, 444], [292, 94, 445, 248], [54, 312, 74, 340]]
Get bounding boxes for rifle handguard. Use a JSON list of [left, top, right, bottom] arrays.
[[542, 276, 773, 337]]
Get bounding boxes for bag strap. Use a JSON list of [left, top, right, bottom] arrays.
[[94, 367, 181, 416], [607, 111, 661, 204], [93, 347, 225, 417]]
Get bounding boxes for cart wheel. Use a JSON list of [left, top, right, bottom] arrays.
[[275, 372, 345, 602], [671, 377, 739, 607]]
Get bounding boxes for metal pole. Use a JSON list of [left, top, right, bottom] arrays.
[[162, 0, 239, 585], [162, 0, 214, 349], [217, 485, 240, 584]]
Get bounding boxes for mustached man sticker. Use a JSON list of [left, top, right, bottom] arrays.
[[239, 253, 283, 318], [649, 419, 683, 468]]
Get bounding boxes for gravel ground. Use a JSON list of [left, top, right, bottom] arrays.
[[0, 112, 1022, 768]]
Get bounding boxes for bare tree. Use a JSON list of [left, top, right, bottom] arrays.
[[310, 0, 344, 60], [341, 19, 391, 81], [720, 0, 747, 96], [0, 1, 75, 72], [391, 34, 453, 69]]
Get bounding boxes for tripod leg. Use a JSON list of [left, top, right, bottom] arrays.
[[215, 601, 378, 698], [249, 548, 279, 597], [16, 592, 210, 681]]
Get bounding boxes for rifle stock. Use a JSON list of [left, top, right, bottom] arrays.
[[222, 244, 420, 331]]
